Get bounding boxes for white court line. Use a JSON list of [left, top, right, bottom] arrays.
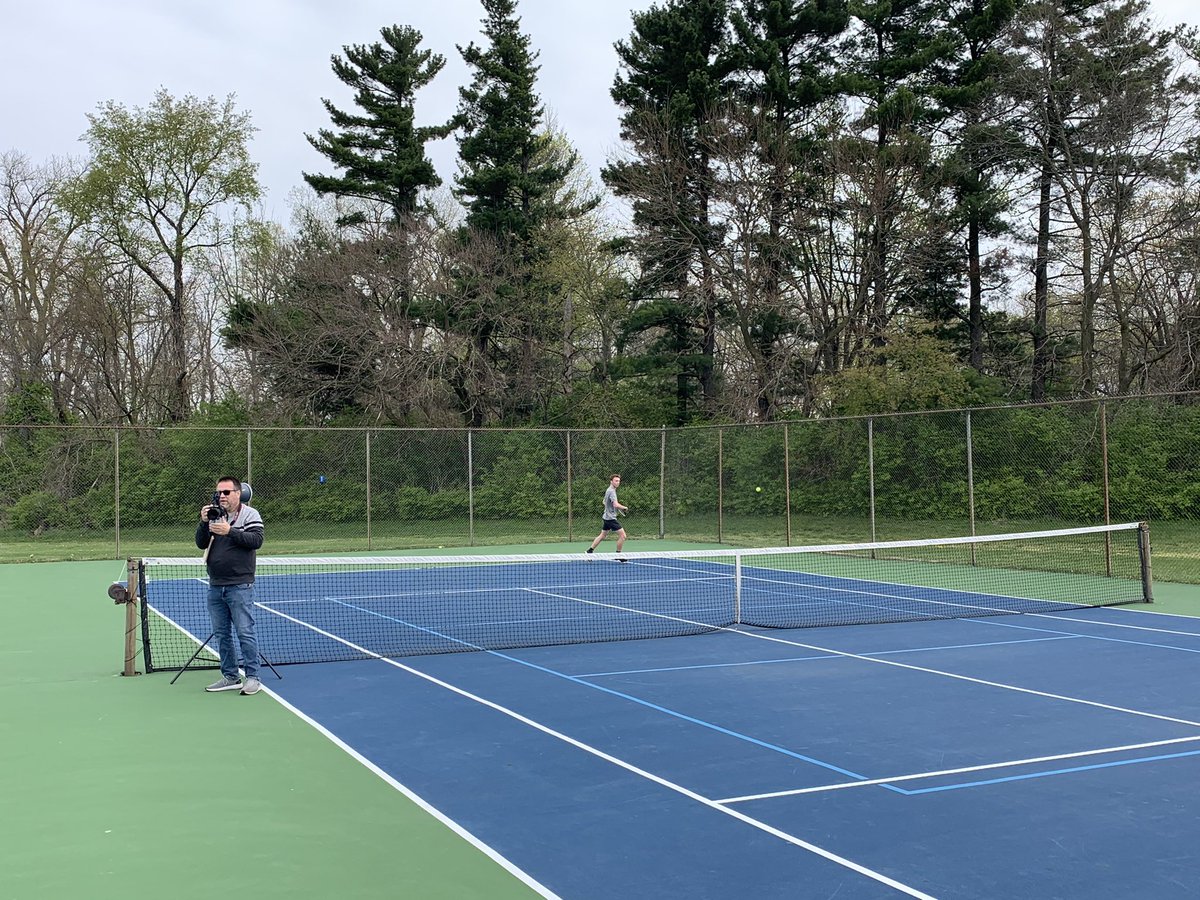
[[716, 735, 1200, 804], [260, 603, 936, 900], [1028, 611, 1200, 638], [257, 683, 562, 900], [716, 625, 1200, 728], [521, 583, 1200, 730]]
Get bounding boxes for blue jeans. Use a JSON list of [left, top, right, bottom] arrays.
[[206, 583, 259, 680]]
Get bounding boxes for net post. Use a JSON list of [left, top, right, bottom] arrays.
[[1137, 521, 1154, 603], [734, 553, 742, 625], [122, 557, 141, 676]]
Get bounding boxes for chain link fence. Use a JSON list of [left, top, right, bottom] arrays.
[[3, 394, 1199, 580]]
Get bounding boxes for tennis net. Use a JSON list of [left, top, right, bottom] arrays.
[[133, 522, 1151, 673]]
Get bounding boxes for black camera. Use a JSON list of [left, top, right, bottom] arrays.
[[206, 491, 225, 521]]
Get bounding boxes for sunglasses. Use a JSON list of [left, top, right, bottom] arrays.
[[216, 489, 238, 495]]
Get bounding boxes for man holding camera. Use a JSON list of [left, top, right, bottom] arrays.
[[195, 476, 265, 695]]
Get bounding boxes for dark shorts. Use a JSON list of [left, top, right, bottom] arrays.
[[601, 518, 623, 532]]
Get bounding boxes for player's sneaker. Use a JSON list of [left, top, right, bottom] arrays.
[[240, 677, 262, 696], [205, 676, 242, 692]]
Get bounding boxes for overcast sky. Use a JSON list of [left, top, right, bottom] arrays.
[[4, 0, 1198, 223]]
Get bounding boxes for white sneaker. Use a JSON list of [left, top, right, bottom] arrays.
[[240, 677, 262, 695], [205, 676, 242, 692]]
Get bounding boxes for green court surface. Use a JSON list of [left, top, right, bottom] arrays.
[[4, 541, 1199, 899], [0, 557, 547, 900]]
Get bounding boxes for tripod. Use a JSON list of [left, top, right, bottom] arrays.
[[169, 634, 282, 685]]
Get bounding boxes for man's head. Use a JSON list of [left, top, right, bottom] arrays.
[[610, 474, 621, 487], [215, 476, 243, 515]]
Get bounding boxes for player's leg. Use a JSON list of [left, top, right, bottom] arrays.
[[228, 583, 259, 681], [204, 587, 241, 691], [616, 527, 626, 553]]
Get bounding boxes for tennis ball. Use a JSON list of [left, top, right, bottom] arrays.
[[755, 486, 762, 493]]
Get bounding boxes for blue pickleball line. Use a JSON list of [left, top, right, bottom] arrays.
[[896, 746, 1200, 794]]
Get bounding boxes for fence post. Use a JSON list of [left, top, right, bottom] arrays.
[[114, 427, 121, 558], [467, 430, 475, 546], [867, 418, 877, 549], [966, 411, 977, 566], [659, 426, 666, 540], [365, 431, 372, 551], [717, 427, 724, 544], [246, 429, 252, 484], [1101, 401, 1112, 575], [784, 423, 792, 546], [566, 430, 573, 542]]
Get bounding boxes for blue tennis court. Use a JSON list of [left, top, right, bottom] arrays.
[[138, 526, 1200, 897], [253, 600, 1200, 898]]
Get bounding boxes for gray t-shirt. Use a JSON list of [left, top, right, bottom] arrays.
[[603, 485, 618, 520]]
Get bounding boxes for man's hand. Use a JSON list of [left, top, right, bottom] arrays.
[[208, 519, 232, 536], [199, 505, 214, 521]]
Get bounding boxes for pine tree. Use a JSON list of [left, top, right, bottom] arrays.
[[726, 0, 850, 417], [841, 0, 960, 354], [449, 0, 596, 423], [932, 0, 1024, 373], [604, 0, 733, 422], [454, 0, 572, 239], [304, 25, 452, 225]]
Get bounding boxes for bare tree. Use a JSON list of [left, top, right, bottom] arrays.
[[0, 152, 85, 417], [1011, 0, 1199, 397]]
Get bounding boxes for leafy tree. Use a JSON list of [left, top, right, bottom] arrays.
[[820, 326, 987, 413], [64, 90, 260, 422], [1009, 0, 1198, 397]]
